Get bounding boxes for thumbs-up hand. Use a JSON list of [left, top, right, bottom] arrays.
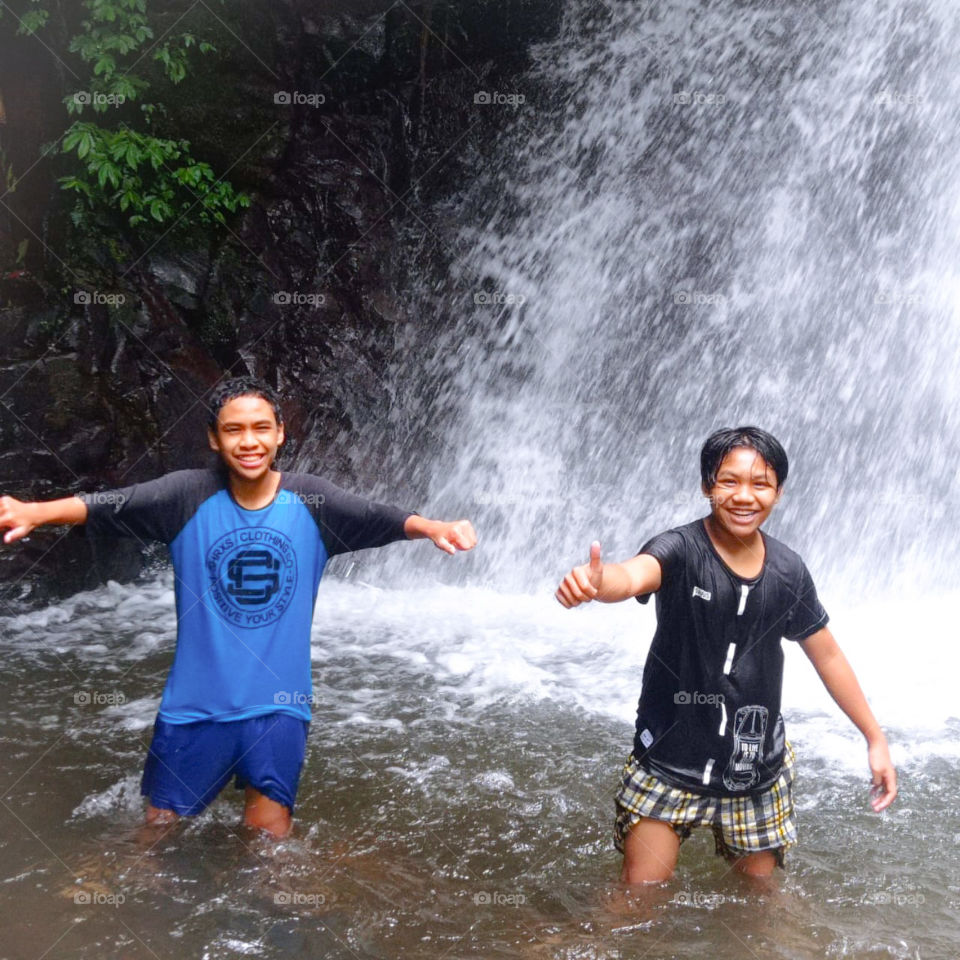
[[556, 540, 604, 608]]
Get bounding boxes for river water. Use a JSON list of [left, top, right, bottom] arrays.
[[4, 0, 960, 956], [1, 575, 958, 958]]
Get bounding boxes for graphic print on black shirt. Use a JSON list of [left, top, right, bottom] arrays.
[[633, 519, 828, 795], [722, 704, 768, 790]]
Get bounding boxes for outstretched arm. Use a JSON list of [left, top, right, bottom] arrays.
[[404, 515, 477, 555], [555, 542, 662, 607], [800, 626, 897, 812], [0, 495, 88, 543]]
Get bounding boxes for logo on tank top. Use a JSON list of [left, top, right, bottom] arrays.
[[205, 527, 298, 629]]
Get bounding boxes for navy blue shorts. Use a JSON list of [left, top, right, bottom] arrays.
[[141, 712, 310, 816]]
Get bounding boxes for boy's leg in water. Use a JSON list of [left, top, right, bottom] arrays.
[[143, 793, 291, 839], [243, 787, 292, 838], [137, 803, 182, 846], [731, 849, 778, 878], [620, 818, 682, 884]]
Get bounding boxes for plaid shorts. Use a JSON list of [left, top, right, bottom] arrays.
[[614, 742, 798, 866]]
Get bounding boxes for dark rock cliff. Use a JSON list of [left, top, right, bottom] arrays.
[[0, 0, 561, 604]]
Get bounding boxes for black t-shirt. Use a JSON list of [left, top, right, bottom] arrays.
[[633, 519, 828, 795]]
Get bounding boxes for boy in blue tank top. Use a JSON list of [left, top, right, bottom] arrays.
[[0, 377, 477, 837], [555, 426, 897, 882]]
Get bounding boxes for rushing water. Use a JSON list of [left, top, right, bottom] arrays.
[[1, 576, 958, 959], [4, 0, 960, 957], [373, 0, 960, 597]]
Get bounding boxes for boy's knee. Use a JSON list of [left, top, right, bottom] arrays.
[[620, 859, 675, 884], [243, 808, 292, 838], [731, 849, 779, 877], [243, 789, 292, 838], [619, 818, 681, 884]]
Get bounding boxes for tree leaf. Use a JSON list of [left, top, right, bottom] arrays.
[[77, 131, 96, 160], [63, 128, 84, 153]]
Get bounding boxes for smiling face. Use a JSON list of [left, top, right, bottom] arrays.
[[703, 446, 781, 541], [207, 395, 285, 483]]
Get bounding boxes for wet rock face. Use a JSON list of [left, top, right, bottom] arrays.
[[0, 0, 561, 603]]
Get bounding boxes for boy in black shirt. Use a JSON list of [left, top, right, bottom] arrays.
[[555, 426, 897, 882]]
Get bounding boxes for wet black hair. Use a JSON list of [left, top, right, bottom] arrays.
[[700, 426, 788, 490], [207, 376, 283, 430]]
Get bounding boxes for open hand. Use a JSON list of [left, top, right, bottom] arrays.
[[0, 496, 37, 544], [868, 737, 898, 812], [555, 541, 604, 608]]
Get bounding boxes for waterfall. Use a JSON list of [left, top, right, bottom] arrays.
[[360, 0, 960, 600]]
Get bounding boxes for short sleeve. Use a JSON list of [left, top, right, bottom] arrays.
[[284, 474, 413, 557], [79, 470, 212, 545], [634, 529, 686, 604], [783, 562, 830, 641]]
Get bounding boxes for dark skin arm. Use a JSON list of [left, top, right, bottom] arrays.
[[555, 541, 662, 606], [403, 515, 477, 554]]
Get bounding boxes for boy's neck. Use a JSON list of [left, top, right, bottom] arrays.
[[703, 515, 765, 576], [229, 468, 282, 510]]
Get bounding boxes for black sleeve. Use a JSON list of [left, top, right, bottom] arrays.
[[283, 473, 413, 557], [783, 561, 830, 641], [79, 469, 217, 545], [634, 529, 686, 604]]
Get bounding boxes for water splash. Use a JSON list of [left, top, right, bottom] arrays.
[[361, 0, 960, 598]]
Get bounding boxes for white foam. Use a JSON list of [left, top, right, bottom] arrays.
[[340, 713, 404, 732], [204, 937, 264, 957], [4, 576, 957, 774], [70, 775, 143, 820], [311, 580, 959, 771], [0, 575, 176, 661], [101, 696, 161, 732], [476, 770, 516, 793]]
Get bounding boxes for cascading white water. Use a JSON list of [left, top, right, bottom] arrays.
[[349, 0, 960, 753], [371, 0, 960, 599]]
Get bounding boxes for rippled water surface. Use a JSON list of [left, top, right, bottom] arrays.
[[1, 576, 957, 960]]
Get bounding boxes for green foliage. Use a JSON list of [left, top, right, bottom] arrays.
[[4, 0, 50, 34], [7, 0, 250, 239], [60, 122, 248, 228], [17, 8, 49, 34]]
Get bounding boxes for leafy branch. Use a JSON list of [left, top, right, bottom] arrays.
[[13, 0, 250, 236], [60, 123, 247, 228]]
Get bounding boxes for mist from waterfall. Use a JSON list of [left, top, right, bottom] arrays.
[[361, 0, 960, 601]]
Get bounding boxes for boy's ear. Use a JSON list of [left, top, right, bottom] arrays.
[[277, 422, 285, 446], [207, 427, 220, 452]]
